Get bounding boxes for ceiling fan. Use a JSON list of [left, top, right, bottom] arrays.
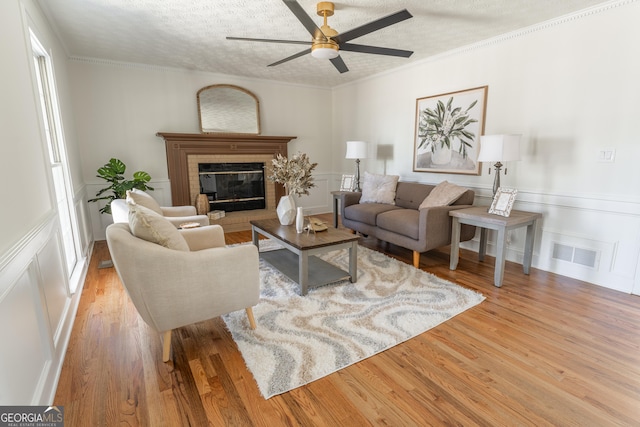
[[227, 0, 414, 74]]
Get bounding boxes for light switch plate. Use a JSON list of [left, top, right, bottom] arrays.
[[597, 148, 616, 162]]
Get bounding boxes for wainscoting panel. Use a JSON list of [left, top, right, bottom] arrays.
[[0, 215, 84, 404], [0, 262, 49, 405], [462, 186, 640, 293], [35, 233, 70, 343], [294, 173, 332, 216]]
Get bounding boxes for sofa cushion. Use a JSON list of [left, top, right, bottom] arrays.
[[395, 182, 435, 209], [126, 189, 162, 215], [128, 203, 190, 251], [419, 181, 467, 209], [376, 209, 420, 240], [344, 203, 402, 226], [360, 172, 399, 205]]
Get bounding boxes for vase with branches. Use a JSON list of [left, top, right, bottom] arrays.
[[268, 152, 317, 225], [268, 152, 317, 196]]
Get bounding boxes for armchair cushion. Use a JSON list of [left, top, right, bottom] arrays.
[[128, 203, 189, 251], [127, 189, 163, 214], [419, 181, 467, 209]]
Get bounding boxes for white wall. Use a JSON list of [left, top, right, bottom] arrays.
[[0, 0, 91, 405], [0, 0, 52, 255], [69, 61, 335, 239], [332, 1, 640, 294]]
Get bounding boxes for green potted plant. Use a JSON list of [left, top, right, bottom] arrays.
[[88, 158, 154, 214]]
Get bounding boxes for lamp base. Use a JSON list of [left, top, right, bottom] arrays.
[[492, 161, 503, 196], [354, 159, 361, 192]]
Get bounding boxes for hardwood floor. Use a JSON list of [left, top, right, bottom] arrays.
[[54, 213, 640, 426]]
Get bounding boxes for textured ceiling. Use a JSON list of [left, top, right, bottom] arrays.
[[38, 0, 610, 87]]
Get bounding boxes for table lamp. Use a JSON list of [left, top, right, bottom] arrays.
[[345, 140, 367, 192], [477, 134, 521, 196]]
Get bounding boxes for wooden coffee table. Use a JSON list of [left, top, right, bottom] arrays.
[[250, 218, 360, 295]]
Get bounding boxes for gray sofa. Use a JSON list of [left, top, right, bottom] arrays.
[[339, 181, 476, 267]]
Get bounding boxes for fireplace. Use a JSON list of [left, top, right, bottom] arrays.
[[157, 132, 296, 231], [198, 162, 266, 212]]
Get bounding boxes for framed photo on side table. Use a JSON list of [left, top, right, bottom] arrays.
[[489, 187, 518, 217], [340, 174, 355, 191]]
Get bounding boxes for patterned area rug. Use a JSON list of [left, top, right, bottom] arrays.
[[223, 240, 485, 399]]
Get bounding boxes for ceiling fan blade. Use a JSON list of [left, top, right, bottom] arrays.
[[330, 55, 349, 74], [334, 9, 413, 44], [282, 0, 326, 41], [267, 48, 311, 67], [340, 43, 413, 58], [226, 36, 311, 46]]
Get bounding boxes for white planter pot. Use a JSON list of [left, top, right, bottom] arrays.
[[276, 195, 296, 225]]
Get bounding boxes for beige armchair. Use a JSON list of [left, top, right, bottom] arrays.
[[111, 189, 209, 227], [106, 212, 260, 362]]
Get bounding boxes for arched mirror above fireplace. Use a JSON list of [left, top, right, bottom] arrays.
[[197, 84, 261, 134]]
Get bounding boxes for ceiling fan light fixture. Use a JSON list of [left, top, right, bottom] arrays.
[[227, 1, 414, 73], [311, 42, 339, 59]]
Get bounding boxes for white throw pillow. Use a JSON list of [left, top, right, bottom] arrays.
[[360, 172, 399, 205], [128, 202, 190, 251], [126, 189, 162, 215], [419, 181, 467, 209]]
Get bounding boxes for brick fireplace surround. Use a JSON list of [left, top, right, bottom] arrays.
[[157, 132, 296, 231]]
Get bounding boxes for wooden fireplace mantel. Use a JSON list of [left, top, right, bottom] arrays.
[[157, 132, 296, 206]]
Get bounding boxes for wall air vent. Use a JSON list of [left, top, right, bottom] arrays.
[[552, 242, 599, 269]]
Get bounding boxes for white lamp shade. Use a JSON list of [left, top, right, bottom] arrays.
[[345, 141, 367, 159], [478, 134, 521, 162]]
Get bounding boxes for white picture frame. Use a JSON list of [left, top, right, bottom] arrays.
[[340, 174, 355, 192], [489, 187, 518, 217]]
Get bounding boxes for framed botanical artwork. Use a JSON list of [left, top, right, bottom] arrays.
[[489, 187, 518, 217], [413, 86, 488, 175], [340, 174, 355, 191]]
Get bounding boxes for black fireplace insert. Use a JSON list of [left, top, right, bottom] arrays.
[[198, 162, 266, 212]]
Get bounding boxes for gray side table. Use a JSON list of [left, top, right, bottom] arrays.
[[450, 207, 542, 287]]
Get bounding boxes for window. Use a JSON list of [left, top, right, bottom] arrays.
[[30, 30, 82, 292]]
